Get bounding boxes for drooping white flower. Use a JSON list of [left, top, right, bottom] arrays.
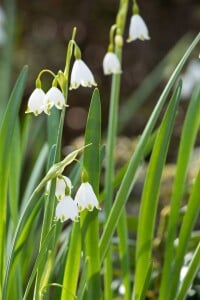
[[55, 196, 79, 222], [127, 14, 150, 42], [55, 176, 73, 200], [46, 176, 73, 200], [70, 59, 97, 89], [103, 52, 121, 75], [25, 88, 45, 116], [74, 182, 100, 211], [43, 87, 66, 114]]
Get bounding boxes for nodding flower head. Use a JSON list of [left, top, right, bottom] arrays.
[[103, 52, 121, 75], [127, 14, 150, 42], [55, 176, 73, 200], [43, 87, 66, 115], [46, 176, 73, 200], [74, 182, 100, 212], [55, 196, 79, 222], [70, 59, 97, 89], [25, 88, 45, 116]]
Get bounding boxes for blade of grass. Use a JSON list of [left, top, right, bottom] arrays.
[[22, 225, 56, 300], [117, 210, 131, 300], [2, 147, 84, 300], [169, 169, 200, 299], [0, 66, 28, 291], [21, 144, 48, 210], [133, 82, 182, 300], [99, 33, 200, 265], [9, 120, 21, 227], [61, 222, 81, 300], [159, 83, 200, 300], [80, 88, 101, 299]]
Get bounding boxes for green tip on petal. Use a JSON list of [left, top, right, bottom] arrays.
[[87, 204, 93, 211]]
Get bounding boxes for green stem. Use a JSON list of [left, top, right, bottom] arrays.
[[103, 1, 128, 297], [117, 210, 131, 300], [104, 47, 121, 300], [33, 29, 76, 300]]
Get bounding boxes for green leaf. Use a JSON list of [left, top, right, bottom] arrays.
[[133, 82, 182, 299], [9, 120, 21, 227], [0, 66, 28, 289], [169, 169, 200, 299], [61, 222, 81, 300], [81, 88, 102, 299], [23, 225, 56, 300], [99, 32, 200, 264], [117, 210, 131, 300], [2, 146, 85, 300], [159, 83, 200, 300]]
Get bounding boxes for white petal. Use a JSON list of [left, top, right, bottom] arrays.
[[74, 182, 99, 211], [103, 52, 121, 75], [55, 196, 79, 222], [128, 14, 150, 42], [26, 88, 45, 116], [44, 87, 66, 111], [70, 59, 97, 89], [55, 176, 73, 200]]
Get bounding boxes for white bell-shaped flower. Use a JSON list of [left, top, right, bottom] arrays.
[[43, 87, 66, 114], [70, 59, 97, 89], [55, 196, 79, 222], [74, 182, 100, 212], [46, 176, 73, 200], [103, 52, 121, 75], [26, 88, 45, 116], [55, 176, 73, 200], [127, 14, 150, 42]]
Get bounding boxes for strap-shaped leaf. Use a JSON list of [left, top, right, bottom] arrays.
[[0, 66, 28, 289], [133, 82, 182, 299]]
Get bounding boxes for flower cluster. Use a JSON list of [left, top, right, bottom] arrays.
[[26, 51, 96, 116], [46, 175, 100, 223], [102, 1, 150, 75], [26, 86, 66, 116]]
